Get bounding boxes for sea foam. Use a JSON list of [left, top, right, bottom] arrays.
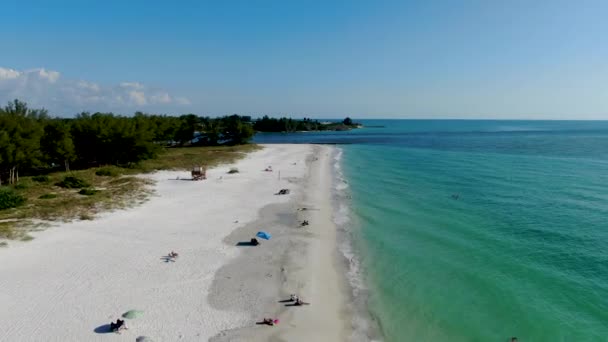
[[331, 147, 381, 341]]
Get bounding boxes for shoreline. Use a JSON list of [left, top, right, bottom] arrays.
[[210, 144, 354, 341], [332, 148, 382, 342], [0, 144, 358, 341]]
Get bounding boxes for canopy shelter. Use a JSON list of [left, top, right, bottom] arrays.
[[256, 231, 271, 240], [122, 310, 143, 319], [192, 165, 207, 180]]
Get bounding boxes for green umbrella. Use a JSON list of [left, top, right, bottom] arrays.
[[122, 310, 143, 319]]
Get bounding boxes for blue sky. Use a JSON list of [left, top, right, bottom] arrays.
[[1, 0, 607, 119]]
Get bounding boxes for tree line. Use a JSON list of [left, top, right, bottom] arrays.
[[253, 116, 357, 132], [0, 100, 254, 185], [0, 99, 358, 185]]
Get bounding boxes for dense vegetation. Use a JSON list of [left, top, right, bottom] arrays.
[[0, 98, 358, 217], [0, 188, 25, 210], [0, 100, 255, 186]]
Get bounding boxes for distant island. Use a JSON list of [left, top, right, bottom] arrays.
[[253, 116, 362, 133]]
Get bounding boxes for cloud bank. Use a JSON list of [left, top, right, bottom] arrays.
[[0, 67, 190, 115]]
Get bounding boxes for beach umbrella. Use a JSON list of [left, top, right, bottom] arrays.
[[122, 310, 143, 319], [256, 231, 271, 240], [136, 337, 154, 342]]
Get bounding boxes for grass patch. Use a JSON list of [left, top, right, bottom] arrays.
[[78, 188, 98, 196], [79, 213, 94, 220], [108, 178, 132, 186], [0, 241, 7, 247], [95, 167, 122, 177], [136, 144, 261, 172], [32, 175, 50, 183], [14, 182, 29, 190], [56, 176, 90, 189], [0, 144, 260, 238], [0, 222, 13, 239], [0, 188, 26, 210], [0, 221, 27, 240], [20, 235, 34, 241]]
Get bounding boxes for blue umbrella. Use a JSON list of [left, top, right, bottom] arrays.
[[256, 231, 271, 240]]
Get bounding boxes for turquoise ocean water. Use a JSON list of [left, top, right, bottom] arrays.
[[255, 120, 608, 341]]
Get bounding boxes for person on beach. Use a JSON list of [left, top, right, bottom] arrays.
[[265, 166, 273, 172], [110, 319, 127, 333], [262, 318, 278, 326], [169, 251, 179, 258], [294, 298, 309, 306], [290, 294, 299, 301]]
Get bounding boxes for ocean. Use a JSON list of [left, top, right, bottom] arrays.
[[254, 120, 608, 341]]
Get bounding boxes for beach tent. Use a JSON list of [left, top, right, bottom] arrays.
[[256, 231, 271, 240], [122, 310, 143, 319]]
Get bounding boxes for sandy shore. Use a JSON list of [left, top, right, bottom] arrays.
[[0, 144, 352, 342]]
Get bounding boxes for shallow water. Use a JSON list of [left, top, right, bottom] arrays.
[[256, 120, 608, 341]]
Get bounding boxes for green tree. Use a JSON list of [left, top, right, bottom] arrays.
[[222, 115, 254, 144], [0, 100, 45, 184], [175, 114, 200, 145], [200, 118, 222, 145], [41, 121, 76, 171], [343, 117, 353, 125]]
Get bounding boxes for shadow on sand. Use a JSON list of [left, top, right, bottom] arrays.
[[285, 303, 310, 307], [255, 321, 273, 326], [93, 324, 113, 334], [236, 241, 258, 247], [160, 255, 176, 262]]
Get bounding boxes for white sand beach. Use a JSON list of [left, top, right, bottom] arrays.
[[0, 144, 352, 342]]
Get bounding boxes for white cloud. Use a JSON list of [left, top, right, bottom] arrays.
[[175, 97, 191, 105], [150, 92, 172, 104], [0, 67, 21, 80], [119, 82, 144, 90], [32, 68, 60, 83], [128, 90, 147, 106], [0, 66, 191, 115], [76, 81, 101, 92]]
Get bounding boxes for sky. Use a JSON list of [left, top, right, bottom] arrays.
[[1, 0, 608, 119]]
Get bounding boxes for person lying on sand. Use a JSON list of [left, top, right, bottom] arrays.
[[264, 166, 273, 172], [294, 298, 310, 306], [301, 220, 309, 226], [110, 319, 127, 333], [262, 318, 279, 326], [169, 251, 179, 258]]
